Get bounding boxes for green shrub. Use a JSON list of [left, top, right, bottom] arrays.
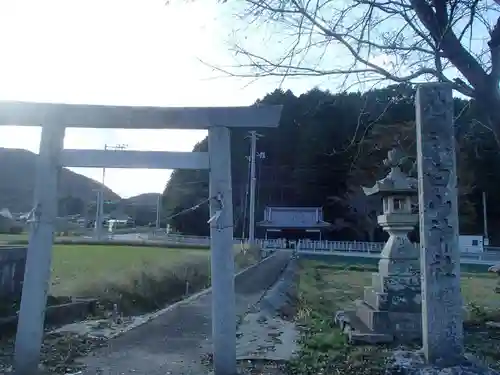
[[234, 244, 261, 270], [8, 225, 23, 234], [78, 258, 211, 316], [68, 246, 261, 316]]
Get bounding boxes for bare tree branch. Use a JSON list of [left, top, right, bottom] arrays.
[[216, 0, 500, 131]]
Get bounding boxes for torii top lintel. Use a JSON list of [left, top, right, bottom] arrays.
[[0, 101, 283, 129]]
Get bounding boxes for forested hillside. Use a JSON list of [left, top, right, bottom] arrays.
[[0, 148, 120, 213], [162, 84, 500, 244]]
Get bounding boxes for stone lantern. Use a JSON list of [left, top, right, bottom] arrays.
[[336, 148, 421, 344]]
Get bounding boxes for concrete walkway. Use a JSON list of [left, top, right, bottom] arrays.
[[79, 252, 291, 375], [236, 260, 299, 361]]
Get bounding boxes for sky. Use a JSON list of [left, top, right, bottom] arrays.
[[0, 0, 321, 198], [0, 0, 486, 199]]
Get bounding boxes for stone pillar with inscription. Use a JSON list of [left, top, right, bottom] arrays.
[[416, 83, 464, 365], [336, 148, 421, 344]]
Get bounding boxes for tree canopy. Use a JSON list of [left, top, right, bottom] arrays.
[[162, 83, 500, 244], [223, 0, 500, 138]]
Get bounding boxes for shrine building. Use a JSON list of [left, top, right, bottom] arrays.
[[257, 206, 332, 240]]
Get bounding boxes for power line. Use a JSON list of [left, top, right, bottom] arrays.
[[165, 197, 212, 221]]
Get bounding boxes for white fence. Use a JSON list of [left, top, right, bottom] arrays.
[[258, 239, 384, 253], [259, 239, 500, 265]]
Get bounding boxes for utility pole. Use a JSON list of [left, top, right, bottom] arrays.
[[156, 194, 162, 230], [483, 191, 489, 245], [94, 190, 101, 238], [97, 143, 127, 239], [241, 154, 252, 240], [247, 132, 264, 246], [248, 132, 257, 245]]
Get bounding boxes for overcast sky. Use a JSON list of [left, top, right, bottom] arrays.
[[0, 0, 332, 198]]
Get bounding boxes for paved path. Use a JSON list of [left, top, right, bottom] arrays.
[[79, 252, 291, 375]]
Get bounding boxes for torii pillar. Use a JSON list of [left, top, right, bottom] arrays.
[[0, 101, 282, 375]]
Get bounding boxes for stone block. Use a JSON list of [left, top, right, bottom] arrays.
[[335, 310, 394, 345], [385, 290, 421, 313], [379, 258, 420, 276], [363, 286, 387, 310], [382, 273, 421, 291], [364, 286, 420, 313], [45, 299, 98, 326], [371, 272, 382, 292], [355, 300, 390, 332], [378, 232, 419, 260], [364, 273, 422, 312], [383, 277, 421, 312], [354, 300, 421, 340], [377, 214, 418, 228]]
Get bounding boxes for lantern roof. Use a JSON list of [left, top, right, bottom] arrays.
[[362, 148, 417, 197]]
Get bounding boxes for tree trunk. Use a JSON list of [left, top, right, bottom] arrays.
[[475, 83, 500, 143]]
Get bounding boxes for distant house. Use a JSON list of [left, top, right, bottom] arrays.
[[0, 207, 23, 233], [459, 235, 485, 254], [257, 206, 331, 240], [106, 209, 134, 228], [0, 208, 13, 219], [108, 210, 132, 221]]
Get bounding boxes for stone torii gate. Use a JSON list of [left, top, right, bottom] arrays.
[[0, 101, 282, 375]]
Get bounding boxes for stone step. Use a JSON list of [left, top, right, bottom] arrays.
[[363, 286, 387, 310], [355, 299, 390, 332], [335, 309, 394, 345], [354, 300, 422, 341]]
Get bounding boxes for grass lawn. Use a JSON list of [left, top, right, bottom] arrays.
[[0, 232, 84, 245], [287, 260, 500, 375], [0, 233, 29, 244], [49, 245, 209, 297], [46, 244, 260, 315]]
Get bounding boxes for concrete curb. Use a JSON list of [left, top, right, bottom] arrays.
[[258, 258, 298, 316], [106, 253, 283, 339]]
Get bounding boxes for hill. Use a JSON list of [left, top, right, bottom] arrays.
[[123, 193, 161, 208], [0, 148, 121, 212]]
